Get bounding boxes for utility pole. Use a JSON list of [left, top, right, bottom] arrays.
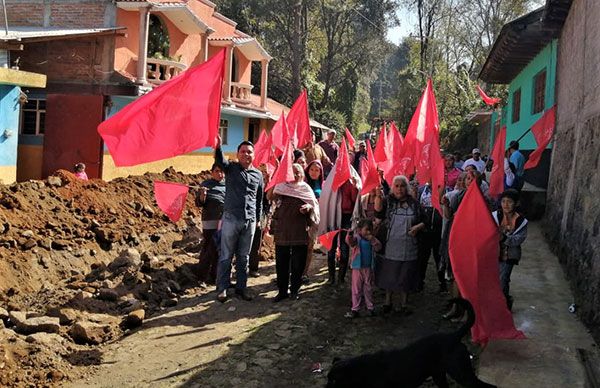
[[2, 0, 8, 35]]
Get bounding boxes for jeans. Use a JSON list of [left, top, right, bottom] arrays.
[[198, 229, 219, 284], [499, 261, 514, 299], [249, 226, 262, 272], [216, 213, 256, 293], [275, 245, 308, 295], [417, 230, 444, 289]]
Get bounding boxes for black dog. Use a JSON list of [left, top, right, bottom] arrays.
[[326, 298, 496, 388]]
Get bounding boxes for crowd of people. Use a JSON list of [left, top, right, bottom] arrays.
[[196, 129, 528, 320]]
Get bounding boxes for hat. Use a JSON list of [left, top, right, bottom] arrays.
[[327, 129, 336, 135], [472, 148, 481, 154], [358, 140, 366, 147]]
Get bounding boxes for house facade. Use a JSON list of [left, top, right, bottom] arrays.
[[478, 7, 560, 189], [3, 0, 327, 183]]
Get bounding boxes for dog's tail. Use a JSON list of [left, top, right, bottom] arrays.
[[450, 298, 475, 340]]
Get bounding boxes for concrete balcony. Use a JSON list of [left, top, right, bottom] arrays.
[[146, 58, 187, 85], [230, 82, 253, 104]]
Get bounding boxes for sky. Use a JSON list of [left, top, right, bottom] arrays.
[[386, 6, 415, 45]]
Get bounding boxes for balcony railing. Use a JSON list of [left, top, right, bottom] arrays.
[[147, 58, 187, 85], [231, 82, 253, 103]]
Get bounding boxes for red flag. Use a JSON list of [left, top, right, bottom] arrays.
[[373, 124, 390, 163], [271, 111, 289, 154], [389, 121, 404, 150], [344, 127, 356, 150], [449, 183, 526, 344], [524, 106, 556, 170], [287, 90, 311, 148], [332, 138, 352, 192], [99, 49, 225, 166], [360, 140, 380, 195], [265, 147, 277, 178], [489, 126, 507, 197], [318, 229, 341, 251], [252, 129, 273, 168], [265, 139, 294, 191], [476, 85, 501, 106], [154, 181, 189, 222]]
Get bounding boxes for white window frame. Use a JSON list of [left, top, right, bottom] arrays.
[[219, 119, 228, 145]]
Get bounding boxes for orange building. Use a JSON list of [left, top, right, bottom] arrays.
[[4, 0, 328, 182]]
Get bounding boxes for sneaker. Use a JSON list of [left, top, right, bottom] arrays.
[[273, 293, 289, 303], [327, 277, 335, 286], [301, 275, 310, 285], [217, 290, 228, 303], [235, 289, 254, 301], [344, 310, 359, 319], [290, 292, 300, 301], [249, 270, 260, 278]]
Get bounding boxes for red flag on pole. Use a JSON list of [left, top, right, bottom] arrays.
[[489, 126, 507, 197], [524, 106, 556, 170], [373, 124, 390, 163], [318, 229, 341, 251], [449, 183, 526, 344], [344, 127, 356, 150], [360, 140, 380, 195], [265, 139, 294, 191], [154, 181, 189, 222], [253, 129, 273, 168], [99, 49, 225, 166], [476, 85, 501, 106], [271, 111, 289, 154], [389, 121, 404, 150], [332, 138, 352, 192], [287, 90, 311, 148]]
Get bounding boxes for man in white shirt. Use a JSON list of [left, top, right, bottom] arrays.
[[462, 148, 486, 173]]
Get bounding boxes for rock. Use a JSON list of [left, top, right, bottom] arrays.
[[236, 362, 247, 372], [167, 279, 181, 293], [253, 358, 273, 368], [50, 308, 78, 325], [108, 248, 141, 270], [74, 290, 94, 301], [70, 321, 112, 345], [162, 298, 178, 307], [227, 306, 237, 312], [97, 288, 119, 302], [21, 238, 37, 250], [118, 298, 143, 313], [266, 343, 281, 350], [21, 230, 34, 238], [47, 176, 62, 187], [25, 332, 65, 346], [51, 239, 69, 250], [10, 313, 60, 334], [127, 218, 136, 226], [122, 309, 145, 329], [0, 307, 9, 322], [142, 205, 155, 217]]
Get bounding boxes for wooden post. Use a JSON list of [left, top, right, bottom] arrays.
[[260, 59, 269, 109], [137, 6, 150, 84], [223, 45, 233, 103]]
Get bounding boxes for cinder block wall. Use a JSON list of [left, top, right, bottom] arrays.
[[544, 0, 600, 344], [2, 0, 115, 28]]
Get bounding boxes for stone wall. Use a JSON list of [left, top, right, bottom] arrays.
[[544, 0, 600, 343]]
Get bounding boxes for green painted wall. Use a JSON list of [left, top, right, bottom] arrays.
[[504, 40, 557, 150]]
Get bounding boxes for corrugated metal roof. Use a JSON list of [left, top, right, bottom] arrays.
[[0, 27, 125, 42]]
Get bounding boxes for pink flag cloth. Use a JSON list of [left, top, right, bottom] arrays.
[[524, 106, 556, 170], [265, 139, 294, 191], [389, 121, 404, 150], [154, 181, 189, 223], [287, 90, 311, 148], [360, 140, 380, 195], [271, 111, 289, 153], [489, 126, 507, 197], [253, 129, 273, 168], [345, 127, 356, 150], [449, 182, 526, 344], [98, 49, 225, 166], [477, 85, 501, 106], [374, 124, 390, 163], [318, 230, 341, 251], [332, 138, 352, 192]]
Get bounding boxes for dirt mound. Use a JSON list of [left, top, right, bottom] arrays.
[[0, 167, 231, 387]]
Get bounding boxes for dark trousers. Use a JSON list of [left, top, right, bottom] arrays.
[[418, 229, 445, 289], [275, 245, 308, 295], [249, 226, 262, 272], [198, 229, 219, 283], [327, 213, 353, 282]]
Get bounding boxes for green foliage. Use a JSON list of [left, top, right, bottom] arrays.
[[313, 108, 347, 131]]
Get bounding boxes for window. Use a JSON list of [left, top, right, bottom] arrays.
[[533, 69, 546, 114], [20, 98, 46, 135], [219, 119, 228, 145], [512, 89, 521, 123]]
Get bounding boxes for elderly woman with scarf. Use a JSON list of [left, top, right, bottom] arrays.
[[302, 160, 324, 284], [268, 164, 320, 302], [374, 175, 426, 314]]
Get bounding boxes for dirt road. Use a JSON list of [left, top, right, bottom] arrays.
[[66, 253, 460, 387]]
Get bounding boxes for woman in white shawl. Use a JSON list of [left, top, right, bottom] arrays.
[[267, 164, 320, 301]]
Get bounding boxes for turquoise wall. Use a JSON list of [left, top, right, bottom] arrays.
[[0, 85, 21, 167], [107, 96, 244, 154], [504, 40, 557, 150]]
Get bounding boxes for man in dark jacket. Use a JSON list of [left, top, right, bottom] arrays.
[[196, 164, 226, 286]]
